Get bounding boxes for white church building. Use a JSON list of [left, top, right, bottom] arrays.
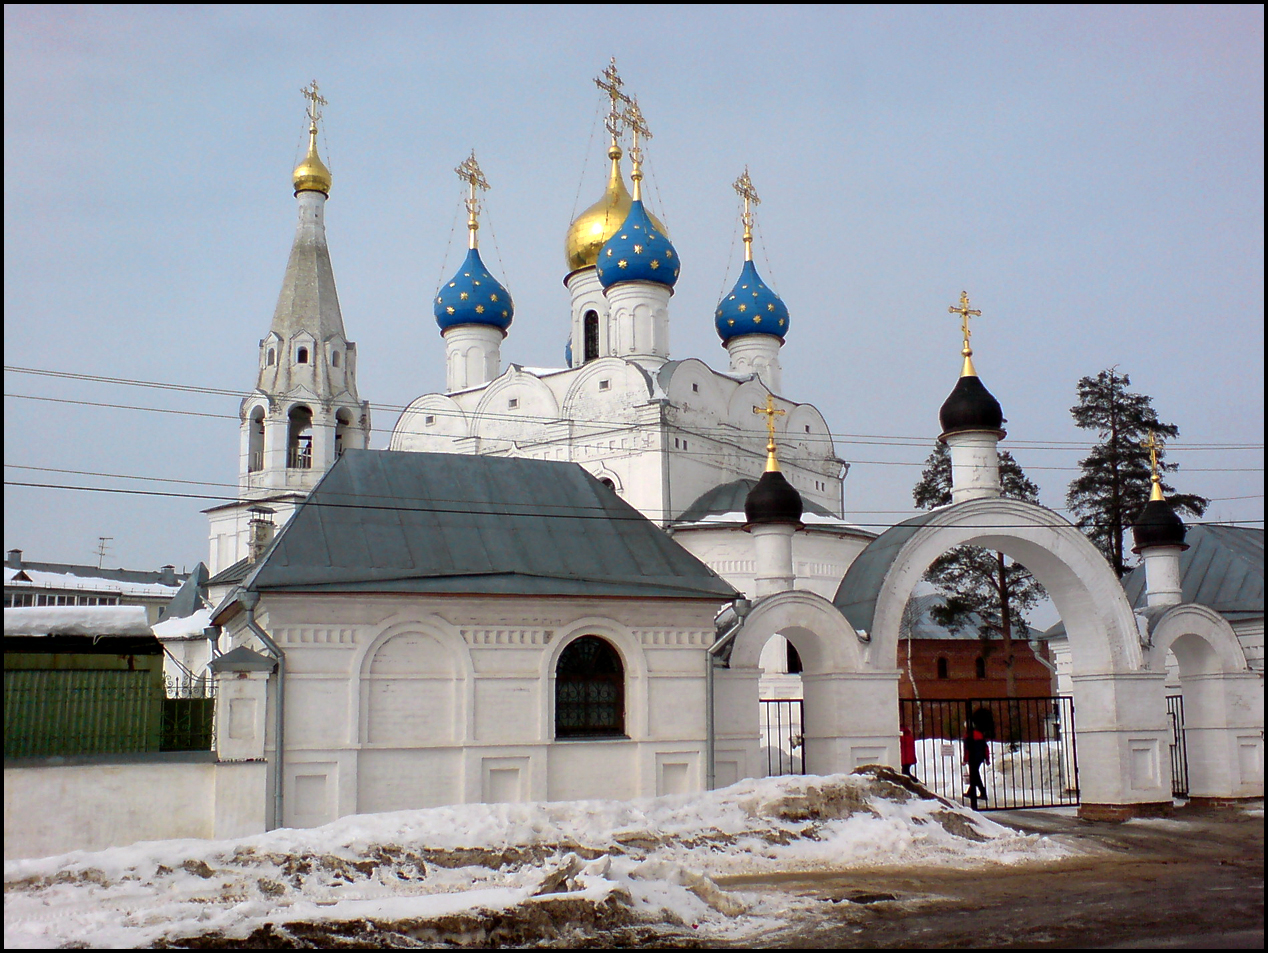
[[198, 69, 1261, 834]]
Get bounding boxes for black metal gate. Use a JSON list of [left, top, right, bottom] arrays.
[[760, 698, 805, 776], [1167, 693, 1189, 799], [900, 696, 1079, 810]]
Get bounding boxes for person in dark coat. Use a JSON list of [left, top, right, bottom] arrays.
[[964, 709, 991, 807]]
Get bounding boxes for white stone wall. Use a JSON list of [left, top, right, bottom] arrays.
[[227, 593, 723, 828], [4, 760, 266, 860]]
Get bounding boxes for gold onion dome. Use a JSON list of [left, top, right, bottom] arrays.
[[565, 144, 666, 273], [292, 124, 332, 196]]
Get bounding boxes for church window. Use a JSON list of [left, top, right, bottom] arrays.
[[598, 379, 610, 391], [287, 405, 314, 469], [335, 408, 353, 458], [583, 310, 599, 362], [805, 425, 811, 433], [555, 636, 625, 739], [975, 656, 987, 679], [248, 407, 265, 472], [297, 346, 309, 364], [332, 350, 340, 367], [692, 383, 699, 393], [508, 398, 519, 410], [937, 657, 949, 679], [424, 415, 436, 426], [266, 348, 276, 366], [599, 477, 615, 490]]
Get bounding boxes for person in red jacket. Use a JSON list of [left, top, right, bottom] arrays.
[[900, 726, 918, 781], [963, 709, 991, 807]]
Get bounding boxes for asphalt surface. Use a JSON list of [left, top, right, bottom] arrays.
[[717, 801, 1264, 949]]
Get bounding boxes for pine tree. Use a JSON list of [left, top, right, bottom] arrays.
[[1066, 368, 1209, 577], [912, 443, 1048, 697]]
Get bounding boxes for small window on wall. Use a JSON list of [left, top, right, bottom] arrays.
[[936, 657, 949, 680], [266, 348, 276, 366], [332, 350, 341, 367], [975, 656, 987, 679], [583, 310, 599, 362], [555, 636, 625, 738], [297, 347, 309, 364], [508, 398, 519, 410]]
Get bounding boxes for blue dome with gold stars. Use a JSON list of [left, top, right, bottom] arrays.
[[434, 247, 513, 333], [715, 260, 789, 341], [595, 199, 680, 290]]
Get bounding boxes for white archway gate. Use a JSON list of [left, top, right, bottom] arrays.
[[1148, 604, 1264, 800]]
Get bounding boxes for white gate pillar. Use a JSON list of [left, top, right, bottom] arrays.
[[1181, 671, 1264, 800]]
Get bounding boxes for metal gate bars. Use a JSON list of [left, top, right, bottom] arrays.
[[899, 696, 1080, 809]]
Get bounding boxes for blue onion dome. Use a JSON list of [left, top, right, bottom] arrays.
[[715, 260, 790, 342], [1132, 497, 1189, 554], [939, 375, 1005, 437], [595, 200, 680, 290], [434, 247, 513, 333]]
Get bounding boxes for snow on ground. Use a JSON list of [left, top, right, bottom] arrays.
[[4, 767, 1071, 949]]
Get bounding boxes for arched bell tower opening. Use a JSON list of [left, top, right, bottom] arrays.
[[247, 406, 266, 473], [287, 405, 313, 470]]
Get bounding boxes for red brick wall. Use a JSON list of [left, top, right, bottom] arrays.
[[897, 638, 1054, 701]]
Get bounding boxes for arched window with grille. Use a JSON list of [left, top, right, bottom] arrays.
[[555, 636, 625, 738]]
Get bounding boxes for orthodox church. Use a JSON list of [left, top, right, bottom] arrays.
[[197, 70, 1259, 831]]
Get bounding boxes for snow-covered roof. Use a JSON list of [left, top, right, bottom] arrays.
[[3, 605, 153, 638], [151, 607, 214, 642], [4, 566, 179, 599]]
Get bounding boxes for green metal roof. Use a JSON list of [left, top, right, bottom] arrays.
[[241, 450, 737, 601], [1123, 523, 1263, 620]]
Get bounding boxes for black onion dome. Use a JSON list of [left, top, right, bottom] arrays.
[[939, 375, 1005, 437], [1131, 499, 1189, 553], [744, 470, 804, 528]]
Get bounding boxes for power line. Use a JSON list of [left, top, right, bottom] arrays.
[[5, 480, 1263, 530], [6, 364, 1262, 453]]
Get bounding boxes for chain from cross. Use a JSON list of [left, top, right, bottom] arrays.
[[595, 57, 632, 141], [753, 394, 785, 445], [948, 290, 981, 353], [301, 80, 328, 126], [1142, 430, 1163, 479]]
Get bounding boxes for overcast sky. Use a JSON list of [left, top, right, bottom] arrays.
[[4, 5, 1263, 573]]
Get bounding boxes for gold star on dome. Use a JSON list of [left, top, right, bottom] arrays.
[[650, 260, 660, 269], [473, 280, 481, 286], [633, 244, 643, 254], [754, 316, 762, 323], [606, 249, 613, 257], [475, 305, 485, 313], [459, 292, 468, 300], [490, 293, 499, 301], [502, 310, 508, 317], [727, 319, 735, 326], [620, 234, 628, 239], [449, 282, 456, 287], [767, 303, 775, 311], [665, 250, 673, 258], [446, 306, 455, 314], [436, 297, 443, 304], [752, 291, 759, 297], [618, 259, 628, 268], [778, 318, 785, 326], [738, 304, 747, 312]]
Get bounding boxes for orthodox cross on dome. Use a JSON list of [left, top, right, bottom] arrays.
[[623, 97, 651, 198], [301, 80, 327, 129], [455, 151, 490, 249], [1142, 430, 1166, 501], [595, 58, 631, 146], [733, 167, 761, 262], [753, 394, 786, 472], [948, 290, 982, 376]]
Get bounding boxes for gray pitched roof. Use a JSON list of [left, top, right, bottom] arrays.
[[1122, 523, 1263, 621], [833, 509, 941, 635], [241, 450, 738, 600], [157, 563, 209, 622]]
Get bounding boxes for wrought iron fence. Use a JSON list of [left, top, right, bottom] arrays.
[[162, 675, 216, 752], [3, 670, 216, 759], [900, 696, 1079, 810], [760, 698, 805, 776], [1167, 694, 1189, 799]]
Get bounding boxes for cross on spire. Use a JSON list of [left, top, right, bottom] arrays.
[[753, 394, 786, 472], [948, 290, 982, 376], [301, 80, 327, 129], [1142, 430, 1166, 501], [455, 151, 490, 249], [594, 57, 631, 144], [623, 96, 651, 197], [733, 167, 761, 262]]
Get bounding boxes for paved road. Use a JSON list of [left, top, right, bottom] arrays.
[[716, 802, 1264, 949]]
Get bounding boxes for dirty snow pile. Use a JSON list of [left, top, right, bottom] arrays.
[[4, 767, 1069, 949]]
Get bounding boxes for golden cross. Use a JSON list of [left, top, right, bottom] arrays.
[[623, 97, 651, 196], [753, 395, 786, 470], [594, 57, 631, 142], [455, 151, 489, 248], [301, 80, 327, 127], [948, 290, 981, 355], [1142, 430, 1163, 478], [733, 167, 761, 261]]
